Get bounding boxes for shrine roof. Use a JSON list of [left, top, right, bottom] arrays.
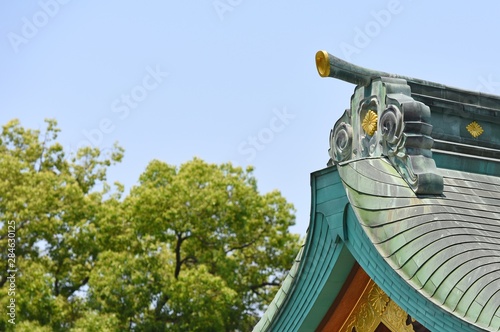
[[254, 53, 500, 332]]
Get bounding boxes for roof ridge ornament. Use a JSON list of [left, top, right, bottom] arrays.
[[317, 51, 443, 195]]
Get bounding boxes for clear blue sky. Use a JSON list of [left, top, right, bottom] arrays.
[[2, 1, 500, 235]]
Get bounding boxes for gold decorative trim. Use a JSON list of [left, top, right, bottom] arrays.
[[466, 121, 484, 138], [339, 280, 416, 332], [382, 300, 415, 332], [362, 110, 378, 136]]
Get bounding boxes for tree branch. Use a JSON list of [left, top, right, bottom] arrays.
[[154, 293, 170, 321], [179, 255, 197, 266], [54, 277, 60, 296], [224, 239, 257, 254], [224, 229, 265, 254], [61, 276, 90, 298], [174, 232, 186, 280], [249, 281, 281, 291]]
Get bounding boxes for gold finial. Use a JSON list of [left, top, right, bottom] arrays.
[[466, 121, 484, 138], [315, 50, 330, 77], [362, 110, 378, 136]]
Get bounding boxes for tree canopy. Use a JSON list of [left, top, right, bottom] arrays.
[[0, 119, 300, 331]]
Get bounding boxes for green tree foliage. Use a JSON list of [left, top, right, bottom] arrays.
[[0, 119, 300, 331]]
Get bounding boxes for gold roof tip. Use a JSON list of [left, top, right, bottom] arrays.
[[315, 50, 330, 77]]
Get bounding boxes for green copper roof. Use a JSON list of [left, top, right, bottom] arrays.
[[255, 162, 490, 332], [339, 157, 500, 331], [253, 239, 306, 331], [253, 167, 356, 332]]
